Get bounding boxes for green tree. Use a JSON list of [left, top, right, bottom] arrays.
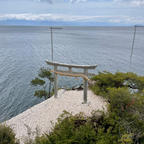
[[0, 124, 19, 144], [31, 68, 54, 99]]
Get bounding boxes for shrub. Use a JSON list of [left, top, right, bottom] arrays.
[[90, 72, 144, 97], [43, 112, 97, 144], [27, 72, 144, 144], [107, 88, 134, 115], [26, 110, 129, 144], [0, 124, 19, 144]]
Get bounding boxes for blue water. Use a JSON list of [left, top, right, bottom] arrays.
[[0, 26, 144, 122]]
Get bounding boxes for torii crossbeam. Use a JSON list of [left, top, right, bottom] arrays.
[[46, 60, 97, 103]]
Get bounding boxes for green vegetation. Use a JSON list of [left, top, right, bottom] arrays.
[[27, 72, 144, 144], [1, 72, 143, 144], [31, 68, 54, 99], [90, 71, 144, 97], [0, 124, 19, 144]]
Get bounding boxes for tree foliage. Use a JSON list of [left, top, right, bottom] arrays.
[[31, 78, 45, 86], [38, 68, 53, 80], [34, 90, 48, 98], [31, 68, 54, 99], [27, 72, 144, 144], [90, 71, 144, 97], [0, 124, 19, 144]]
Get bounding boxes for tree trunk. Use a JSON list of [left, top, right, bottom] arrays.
[[48, 81, 51, 98]]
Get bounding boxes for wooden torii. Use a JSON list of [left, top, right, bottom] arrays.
[[46, 60, 97, 103]]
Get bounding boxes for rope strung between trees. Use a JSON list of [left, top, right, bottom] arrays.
[[50, 69, 90, 81], [49, 69, 96, 86]]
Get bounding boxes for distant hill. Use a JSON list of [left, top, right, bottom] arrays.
[[0, 20, 128, 26]]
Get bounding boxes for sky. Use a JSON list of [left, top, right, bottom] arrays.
[[0, 0, 144, 26]]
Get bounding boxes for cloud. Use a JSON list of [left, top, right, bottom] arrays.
[[70, 0, 87, 3], [69, 0, 144, 6], [114, 0, 144, 6], [33, 0, 53, 4], [0, 13, 108, 22], [0, 13, 144, 25]]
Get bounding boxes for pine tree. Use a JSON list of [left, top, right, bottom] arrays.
[[31, 68, 54, 99]]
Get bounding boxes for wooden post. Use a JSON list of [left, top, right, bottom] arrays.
[[69, 67, 72, 73], [54, 65, 58, 98], [83, 69, 88, 104], [50, 27, 54, 61]]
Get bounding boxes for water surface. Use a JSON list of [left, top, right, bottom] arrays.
[[0, 26, 144, 122]]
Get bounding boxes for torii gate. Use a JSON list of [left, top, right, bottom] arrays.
[[46, 60, 97, 103]]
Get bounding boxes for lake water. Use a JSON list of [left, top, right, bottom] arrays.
[[0, 26, 144, 122]]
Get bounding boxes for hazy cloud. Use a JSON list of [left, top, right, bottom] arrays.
[[34, 0, 53, 4], [114, 0, 144, 6], [69, 0, 144, 6], [70, 0, 87, 3], [0, 0, 144, 25], [0, 13, 144, 24]]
